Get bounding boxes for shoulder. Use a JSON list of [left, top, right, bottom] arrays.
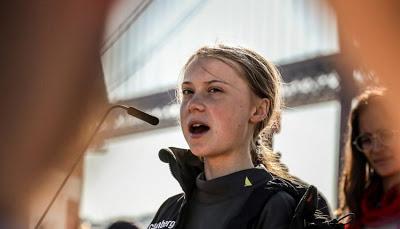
[[256, 191, 296, 229], [265, 191, 296, 213], [156, 193, 185, 212], [150, 193, 185, 225]]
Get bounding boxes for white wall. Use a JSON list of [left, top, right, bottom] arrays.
[[275, 101, 340, 208], [81, 127, 186, 222]]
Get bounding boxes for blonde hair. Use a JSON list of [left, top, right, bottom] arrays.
[[178, 44, 293, 181]]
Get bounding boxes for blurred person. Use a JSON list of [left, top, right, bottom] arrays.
[[330, 0, 400, 149], [338, 89, 400, 228], [0, 0, 112, 228], [108, 220, 140, 229], [149, 45, 332, 229], [329, 1, 400, 227]]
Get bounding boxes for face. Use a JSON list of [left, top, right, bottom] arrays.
[[358, 101, 400, 177], [180, 57, 258, 159]]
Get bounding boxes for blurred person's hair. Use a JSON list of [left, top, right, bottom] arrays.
[[107, 220, 140, 229], [177, 44, 293, 181], [337, 88, 386, 217]]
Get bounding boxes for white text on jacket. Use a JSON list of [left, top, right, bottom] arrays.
[[148, 220, 175, 229]]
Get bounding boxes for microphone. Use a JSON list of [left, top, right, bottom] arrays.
[[120, 105, 159, 125], [34, 104, 158, 229]]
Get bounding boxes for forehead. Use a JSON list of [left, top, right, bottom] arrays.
[[359, 100, 392, 133], [183, 57, 246, 83]]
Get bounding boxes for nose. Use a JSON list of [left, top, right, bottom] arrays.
[[371, 138, 385, 152], [187, 94, 206, 113]]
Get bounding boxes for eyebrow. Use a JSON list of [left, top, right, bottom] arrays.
[[181, 79, 231, 86]]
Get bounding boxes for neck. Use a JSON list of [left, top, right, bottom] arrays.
[[383, 172, 400, 193], [203, 149, 254, 180]]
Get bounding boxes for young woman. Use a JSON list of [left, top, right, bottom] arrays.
[[149, 45, 302, 229], [338, 89, 400, 228]]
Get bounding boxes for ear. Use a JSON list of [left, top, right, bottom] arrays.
[[250, 98, 270, 124]]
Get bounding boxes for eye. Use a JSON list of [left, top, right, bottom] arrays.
[[360, 136, 372, 144], [379, 129, 395, 141], [359, 135, 372, 146], [208, 87, 222, 93], [378, 129, 399, 145], [182, 88, 194, 95]]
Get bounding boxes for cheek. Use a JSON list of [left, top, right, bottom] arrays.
[[213, 106, 249, 136], [392, 143, 400, 155], [179, 102, 187, 120], [392, 147, 400, 165], [362, 151, 373, 161], [179, 104, 189, 132], [235, 102, 252, 123]]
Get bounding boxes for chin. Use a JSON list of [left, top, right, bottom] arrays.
[[189, 145, 217, 158], [376, 168, 399, 178], [189, 147, 208, 157]]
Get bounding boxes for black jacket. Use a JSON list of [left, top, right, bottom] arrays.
[[148, 147, 297, 229]]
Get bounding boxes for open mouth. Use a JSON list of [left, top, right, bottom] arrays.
[[189, 123, 210, 135]]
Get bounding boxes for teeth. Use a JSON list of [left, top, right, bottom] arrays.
[[192, 124, 202, 127]]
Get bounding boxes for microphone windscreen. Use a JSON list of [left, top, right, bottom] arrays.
[[127, 107, 159, 125]]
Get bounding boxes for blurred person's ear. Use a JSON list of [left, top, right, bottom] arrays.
[[0, 0, 113, 227]]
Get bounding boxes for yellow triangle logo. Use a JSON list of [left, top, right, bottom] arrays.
[[244, 176, 252, 187]]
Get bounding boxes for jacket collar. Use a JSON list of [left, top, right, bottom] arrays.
[[158, 147, 204, 195]]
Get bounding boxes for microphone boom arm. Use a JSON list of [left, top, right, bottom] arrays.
[[34, 104, 158, 229]]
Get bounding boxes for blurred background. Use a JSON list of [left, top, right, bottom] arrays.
[[2, 0, 397, 228]]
